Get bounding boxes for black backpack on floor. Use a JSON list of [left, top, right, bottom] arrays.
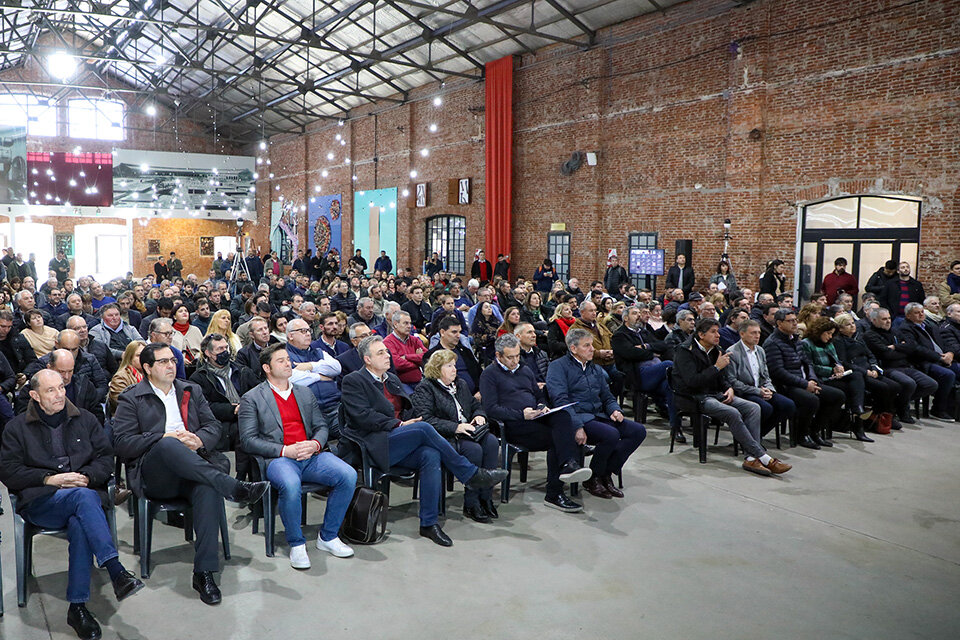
[[339, 486, 388, 544]]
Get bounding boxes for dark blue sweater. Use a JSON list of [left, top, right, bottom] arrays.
[[479, 360, 545, 424]]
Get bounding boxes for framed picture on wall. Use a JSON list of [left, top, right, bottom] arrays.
[[416, 183, 427, 208], [458, 178, 470, 204], [148, 239, 161, 254], [199, 236, 214, 257], [55, 232, 74, 259]]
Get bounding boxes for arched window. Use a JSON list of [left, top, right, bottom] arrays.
[[425, 215, 466, 275]]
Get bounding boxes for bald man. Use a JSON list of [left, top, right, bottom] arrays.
[[17, 349, 104, 423], [24, 329, 109, 401], [66, 315, 117, 376]]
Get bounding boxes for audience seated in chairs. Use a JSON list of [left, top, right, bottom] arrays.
[[725, 319, 797, 443], [0, 369, 144, 640], [238, 343, 357, 569], [897, 302, 958, 421], [284, 318, 343, 438], [113, 343, 270, 606], [673, 318, 792, 476], [546, 328, 646, 499], [764, 308, 846, 449], [16, 349, 104, 424], [479, 333, 591, 512], [338, 335, 507, 547], [424, 315, 482, 395], [412, 350, 499, 523], [382, 310, 426, 394], [235, 316, 278, 378], [571, 300, 624, 398]]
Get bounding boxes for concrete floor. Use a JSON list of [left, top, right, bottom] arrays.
[[2, 415, 959, 640]]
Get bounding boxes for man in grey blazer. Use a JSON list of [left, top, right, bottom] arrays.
[[239, 343, 357, 570], [725, 319, 797, 441]]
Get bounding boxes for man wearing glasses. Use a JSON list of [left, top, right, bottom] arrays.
[[285, 318, 343, 438], [148, 317, 187, 380], [113, 343, 270, 606]]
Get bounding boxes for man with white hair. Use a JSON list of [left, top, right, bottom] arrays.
[[373, 300, 401, 337], [285, 318, 343, 437]]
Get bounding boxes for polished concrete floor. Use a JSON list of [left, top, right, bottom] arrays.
[[2, 414, 959, 640]]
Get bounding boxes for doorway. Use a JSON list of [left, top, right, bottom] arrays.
[[796, 195, 921, 302]]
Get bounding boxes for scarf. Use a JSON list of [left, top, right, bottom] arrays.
[[200, 361, 240, 404], [556, 315, 576, 335], [173, 321, 191, 335], [440, 380, 467, 423], [128, 366, 143, 384], [949, 272, 960, 295]]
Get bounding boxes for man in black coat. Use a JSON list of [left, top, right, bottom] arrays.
[[515, 322, 550, 384], [235, 316, 279, 378], [611, 306, 676, 431], [764, 308, 845, 449], [401, 285, 433, 333], [139, 297, 175, 340], [862, 307, 935, 423], [423, 316, 482, 394], [0, 309, 38, 374], [881, 261, 925, 320], [339, 335, 506, 547], [665, 253, 695, 299], [24, 329, 109, 401], [941, 302, 960, 355], [865, 259, 898, 298], [897, 302, 958, 420], [470, 250, 494, 286], [56, 293, 100, 330], [17, 350, 104, 424], [0, 369, 143, 639], [604, 254, 629, 295], [190, 334, 260, 481], [113, 343, 269, 606]]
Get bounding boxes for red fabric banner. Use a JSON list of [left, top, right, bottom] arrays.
[[484, 56, 514, 262]]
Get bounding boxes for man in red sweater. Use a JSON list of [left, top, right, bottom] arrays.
[[821, 257, 859, 306], [382, 310, 425, 393]]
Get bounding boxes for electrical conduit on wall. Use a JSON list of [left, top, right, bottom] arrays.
[[485, 56, 514, 261]]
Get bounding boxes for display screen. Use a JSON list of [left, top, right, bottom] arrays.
[[629, 249, 664, 276]]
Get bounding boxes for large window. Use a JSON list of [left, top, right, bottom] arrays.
[[74, 223, 130, 282], [547, 231, 571, 282], [68, 98, 125, 141], [629, 231, 659, 293], [0, 94, 58, 137], [425, 215, 465, 275]]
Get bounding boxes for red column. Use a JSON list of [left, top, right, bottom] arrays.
[[484, 56, 514, 261]]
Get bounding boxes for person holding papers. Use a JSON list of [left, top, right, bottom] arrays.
[[545, 327, 646, 500]]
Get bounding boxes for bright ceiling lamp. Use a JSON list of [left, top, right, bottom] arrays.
[[48, 51, 78, 80]]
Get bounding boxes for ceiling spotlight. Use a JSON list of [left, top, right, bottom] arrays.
[[145, 104, 157, 116], [321, 169, 329, 178], [335, 134, 342, 141], [139, 163, 150, 172], [433, 97, 442, 107], [402, 189, 409, 197], [352, 175, 357, 181], [314, 184, 321, 192], [338, 119, 344, 126], [340, 139, 346, 146], [345, 158, 351, 164], [259, 140, 267, 150], [429, 123, 438, 133], [409, 170, 418, 179], [48, 51, 78, 80], [327, 152, 334, 160], [420, 148, 429, 157]]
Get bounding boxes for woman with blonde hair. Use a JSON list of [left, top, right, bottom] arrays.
[[411, 350, 498, 522], [497, 306, 522, 338], [795, 302, 823, 337], [205, 308, 241, 354], [546, 302, 576, 359], [108, 340, 146, 415]]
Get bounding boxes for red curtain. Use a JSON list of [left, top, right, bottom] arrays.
[[484, 56, 513, 261]]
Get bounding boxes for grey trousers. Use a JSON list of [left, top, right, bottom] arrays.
[[701, 395, 764, 459]]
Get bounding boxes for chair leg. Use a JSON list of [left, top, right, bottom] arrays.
[[139, 499, 152, 579], [500, 449, 515, 503], [132, 498, 141, 556], [518, 451, 529, 483], [617, 471, 623, 489], [775, 418, 783, 450], [184, 511, 194, 542], [14, 514, 27, 607], [263, 489, 275, 558], [219, 502, 231, 561], [697, 414, 708, 464]]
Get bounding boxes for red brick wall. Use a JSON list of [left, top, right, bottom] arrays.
[[257, 0, 960, 291]]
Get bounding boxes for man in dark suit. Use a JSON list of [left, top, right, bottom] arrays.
[[139, 297, 175, 340], [311, 312, 352, 359], [665, 253, 695, 300], [239, 343, 358, 569], [56, 293, 100, 331], [66, 315, 117, 377], [1, 369, 144, 640], [424, 316, 481, 394], [400, 285, 433, 333], [24, 329, 109, 401], [17, 350, 104, 423], [235, 317, 278, 378], [897, 302, 958, 420], [339, 335, 506, 547], [113, 343, 269, 606], [190, 334, 260, 481]]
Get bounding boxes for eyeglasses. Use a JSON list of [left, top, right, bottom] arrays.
[[152, 357, 177, 366], [153, 330, 174, 337], [289, 327, 312, 334]]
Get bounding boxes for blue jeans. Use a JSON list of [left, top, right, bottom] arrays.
[[388, 422, 479, 527], [22, 488, 118, 603], [635, 360, 677, 427], [266, 452, 358, 546]]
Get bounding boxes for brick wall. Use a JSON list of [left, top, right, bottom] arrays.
[[257, 0, 960, 292]]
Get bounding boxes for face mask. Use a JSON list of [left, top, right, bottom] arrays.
[[214, 350, 231, 367]]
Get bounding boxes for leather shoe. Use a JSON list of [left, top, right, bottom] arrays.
[[582, 477, 613, 498], [812, 434, 833, 447], [113, 488, 132, 506], [479, 498, 499, 520], [891, 417, 903, 430], [192, 571, 222, 605], [673, 429, 687, 444], [764, 458, 792, 474], [463, 505, 491, 523], [601, 475, 624, 498], [67, 604, 102, 640], [852, 426, 875, 442], [543, 493, 583, 513], [931, 411, 956, 422], [558, 460, 592, 484], [798, 435, 821, 450], [899, 413, 916, 424], [742, 458, 773, 476], [465, 467, 508, 490], [419, 523, 453, 546], [582, 444, 596, 457], [112, 569, 145, 601], [233, 480, 270, 505]]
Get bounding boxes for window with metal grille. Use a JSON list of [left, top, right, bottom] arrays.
[[629, 232, 659, 293], [547, 232, 571, 282], [425, 215, 466, 275], [0, 94, 57, 137], [68, 98, 125, 141]]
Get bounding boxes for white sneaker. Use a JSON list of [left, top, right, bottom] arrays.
[[316, 536, 354, 558], [289, 544, 311, 569]]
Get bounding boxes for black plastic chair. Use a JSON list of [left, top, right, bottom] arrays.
[[132, 492, 230, 579], [11, 484, 118, 608], [496, 419, 591, 501], [250, 456, 327, 558], [665, 367, 711, 463], [1, 530, 4, 617]]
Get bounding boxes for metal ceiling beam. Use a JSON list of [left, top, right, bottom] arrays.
[[544, 0, 596, 44]]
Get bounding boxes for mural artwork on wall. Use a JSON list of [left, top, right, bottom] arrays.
[[353, 188, 397, 267], [55, 232, 74, 259], [148, 239, 161, 255], [199, 236, 215, 257], [308, 194, 342, 258]]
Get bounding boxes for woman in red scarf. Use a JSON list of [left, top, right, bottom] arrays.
[[171, 303, 203, 363], [546, 302, 576, 360]]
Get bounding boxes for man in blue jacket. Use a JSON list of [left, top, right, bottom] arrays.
[[546, 328, 646, 500]]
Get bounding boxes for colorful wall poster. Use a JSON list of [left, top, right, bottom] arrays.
[[353, 188, 397, 269], [308, 194, 342, 258]]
